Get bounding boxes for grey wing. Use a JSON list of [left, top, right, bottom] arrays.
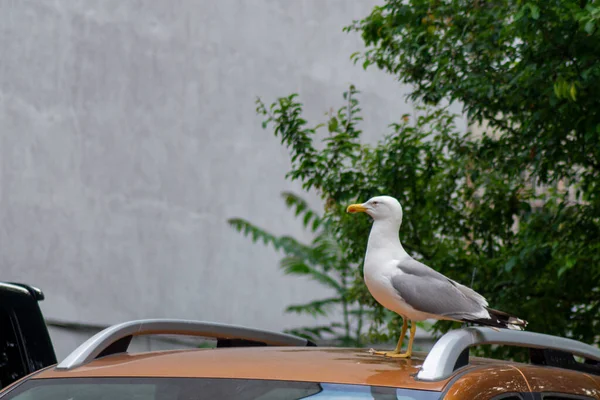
[[396, 257, 489, 307], [394, 257, 449, 280], [391, 263, 488, 320]]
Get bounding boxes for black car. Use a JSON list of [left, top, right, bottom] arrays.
[[0, 282, 56, 390]]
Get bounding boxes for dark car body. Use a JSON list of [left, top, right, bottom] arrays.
[[0, 282, 56, 390]]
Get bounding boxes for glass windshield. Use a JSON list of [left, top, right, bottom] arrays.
[[1, 378, 440, 400]]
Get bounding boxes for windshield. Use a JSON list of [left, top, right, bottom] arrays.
[[1, 378, 440, 400]]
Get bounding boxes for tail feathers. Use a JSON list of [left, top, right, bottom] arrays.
[[464, 307, 528, 331]]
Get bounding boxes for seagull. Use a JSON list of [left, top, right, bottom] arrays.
[[347, 195, 527, 358]]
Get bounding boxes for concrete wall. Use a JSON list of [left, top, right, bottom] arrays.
[[0, 0, 465, 360]]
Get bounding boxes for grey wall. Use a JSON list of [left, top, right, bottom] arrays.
[[0, 0, 465, 360]]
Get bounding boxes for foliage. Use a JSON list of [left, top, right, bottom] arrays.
[[232, 0, 600, 358], [250, 81, 600, 360], [228, 192, 366, 346], [346, 0, 600, 190], [252, 86, 484, 345], [343, 0, 600, 356]]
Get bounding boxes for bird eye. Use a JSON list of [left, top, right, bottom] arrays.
[[371, 201, 378, 206]]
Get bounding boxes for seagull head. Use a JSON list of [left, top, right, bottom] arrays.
[[346, 195, 403, 224]]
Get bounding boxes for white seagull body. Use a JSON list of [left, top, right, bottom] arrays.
[[347, 195, 526, 358]]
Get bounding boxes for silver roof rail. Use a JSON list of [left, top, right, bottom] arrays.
[[416, 327, 600, 381], [0, 282, 31, 296], [56, 318, 315, 370], [0, 282, 45, 300]]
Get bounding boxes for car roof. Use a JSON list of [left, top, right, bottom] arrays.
[[34, 347, 505, 391], [24, 347, 600, 397], [32, 347, 539, 392], [29, 319, 600, 395], [25, 347, 600, 399]]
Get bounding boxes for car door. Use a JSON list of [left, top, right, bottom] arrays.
[[517, 365, 600, 400], [0, 282, 56, 390], [441, 365, 534, 399]]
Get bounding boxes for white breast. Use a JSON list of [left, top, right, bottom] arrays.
[[362, 219, 438, 321]]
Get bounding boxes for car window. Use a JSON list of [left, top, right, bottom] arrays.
[[490, 394, 524, 400], [0, 377, 441, 400], [0, 307, 27, 389], [11, 303, 56, 373]]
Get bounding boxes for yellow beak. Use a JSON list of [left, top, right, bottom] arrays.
[[346, 204, 368, 213]]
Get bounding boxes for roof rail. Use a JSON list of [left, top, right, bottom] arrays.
[[8, 282, 45, 300], [56, 319, 316, 370], [416, 327, 600, 381], [0, 282, 31, 296], [0, 282, 45, 300]]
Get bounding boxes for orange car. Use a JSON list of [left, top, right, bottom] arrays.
[[1, 319, 600, 399]]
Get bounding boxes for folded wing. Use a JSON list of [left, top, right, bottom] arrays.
[[391, 257, 526, 329]]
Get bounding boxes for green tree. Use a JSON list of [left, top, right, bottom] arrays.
[[346, 0, 600, 190], [228, 191, 366, 346], [243, 80, 599, 359], [343, 0, 600, 352], [230, 0, 600, 357], [245, 86, 500, 348]]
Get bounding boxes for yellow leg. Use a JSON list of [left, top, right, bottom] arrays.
[[385, 321, 416, 358], [370, 318, 410, 357], [392, 318, 408, 353]]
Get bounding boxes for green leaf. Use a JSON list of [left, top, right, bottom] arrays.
[[227, 218, 280, 249], [557, 258, 577, 277], [328, 117, 339, 133], [553, 83, 561, 98], [280, 256, 343, 292], [530, 4, 540, 20], [584, 20, 595, 34], [504, 257, 517, 273]]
